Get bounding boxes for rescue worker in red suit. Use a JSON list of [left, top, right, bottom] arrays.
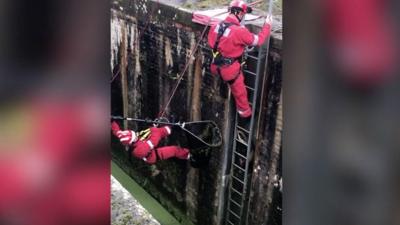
[[111, 121, 190, 164], [208, 0, 272, 118]]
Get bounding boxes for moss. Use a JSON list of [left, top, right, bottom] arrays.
[[182, 0, 230, 10], [179, 0, 282, 15]]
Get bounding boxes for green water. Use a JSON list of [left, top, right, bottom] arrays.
[[112, 161, 181, 225]]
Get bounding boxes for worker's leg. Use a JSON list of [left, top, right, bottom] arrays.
[[142, 150, 157, 164], [213, 63, 252, 118], [156, 146, 190, 161], [229, 71, 252, 117]]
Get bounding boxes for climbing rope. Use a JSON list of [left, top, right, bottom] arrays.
[[111, 115, 223, 148], [110, 0, 161, 83], [110, 67, 121, 83], [158, 0, 268, 117], [157, 17, 216, 117]]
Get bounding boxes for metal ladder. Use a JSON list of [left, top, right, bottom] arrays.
[[224, 44, 269, 225]]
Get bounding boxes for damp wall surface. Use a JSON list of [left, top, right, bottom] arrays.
[[111, 1, 282, 224]]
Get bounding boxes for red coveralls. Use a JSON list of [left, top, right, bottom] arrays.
[[324, 0, 395, 86], [130, 126, 189, 164], [208, 15, 271, 117]]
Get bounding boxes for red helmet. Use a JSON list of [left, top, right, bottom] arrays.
[[229, 0, 251, 13]]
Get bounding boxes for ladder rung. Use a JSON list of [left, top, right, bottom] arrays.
[[235, 138, 249, 147], [237, 130, 249, 143], [230, 199, 242, 207], [230, 197, 242, 208], [234, 151, 247, 160], [228, 209, 241, 219], [245, 85, 255, 91], [230, 186, 244, 196], [232, 175, 245, 184], [244, 54, 258, 60], [243, 69, 256, 76], [227, 220, 235, 225], [232, 176, 245, 185], [233, 164, 246, 172], [236, 125, 250, 133]]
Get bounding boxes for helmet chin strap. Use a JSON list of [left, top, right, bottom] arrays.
[[233, 12, 243, 23], [240, 14, 247, 25]]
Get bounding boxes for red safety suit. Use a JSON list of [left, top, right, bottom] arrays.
[[112, 122, 189, 164], [0, 98, 109, 225], [208, 14, 271, 117], [324, 0, 395, 87]]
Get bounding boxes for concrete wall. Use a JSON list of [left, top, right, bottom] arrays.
[[111, 1, 282, 224], [248, 46, 282, 225]]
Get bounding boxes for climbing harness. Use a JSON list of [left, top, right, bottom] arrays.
[[211, 21, 244, 86], [137, 128, 151, 141], [111, 116, 223, 148], [142, 144, 157, 162], [212, 22, 234, 65]]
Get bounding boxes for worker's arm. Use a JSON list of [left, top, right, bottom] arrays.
[[111, 121, 137, 145], [159, 126, 172, 137], [237, 16, 272, 47]]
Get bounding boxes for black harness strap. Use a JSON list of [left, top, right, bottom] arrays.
[[154, 148, 160, 161], [212, 22, 239, 70], [227, 70, 241, 85], [213, 22, 233, 54], [144, 147, 153, 159], [142, 145, 160, 162], [142, 139, 161, 162], [212, 22, 242, 85], [216, 66, 240, 85]]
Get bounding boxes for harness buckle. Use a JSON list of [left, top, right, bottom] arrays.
[[212, 51, 219, 59], [138, 128, 151, 141]]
